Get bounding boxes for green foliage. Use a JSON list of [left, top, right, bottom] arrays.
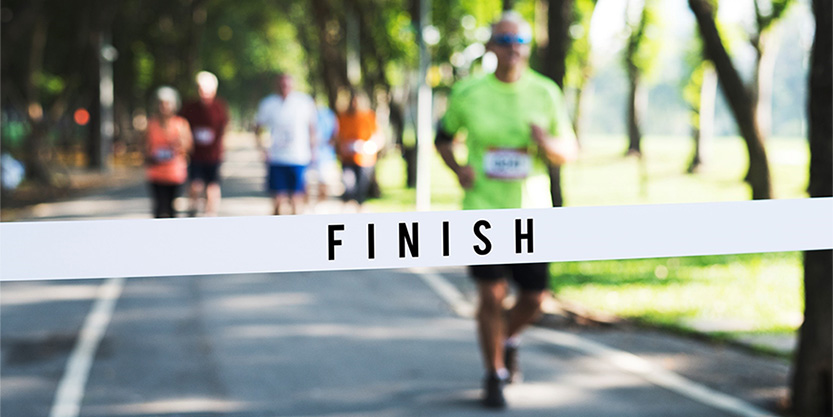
[[565, 0, 597, 89], [755, 0, 796, 32], [197, 0, 311, 117], [624, 0, 664, 82], [459, 0, 503, 25]]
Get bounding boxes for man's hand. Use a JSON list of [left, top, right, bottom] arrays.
[[529, 123, 578, 166], [455, 165, 475, 189], [436, 140, 474, 189], [530, 123, 548, 148]]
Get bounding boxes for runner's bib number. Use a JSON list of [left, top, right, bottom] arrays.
[[194, 127, 215, 145], [154, 147, 173, 162], [483, 148, 531, 179]]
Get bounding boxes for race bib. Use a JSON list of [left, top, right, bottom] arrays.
[[349, 139, 378, 155], [154, 147, 173, 162], [483, 148, 531, 180], [194, 127, 215, 145]]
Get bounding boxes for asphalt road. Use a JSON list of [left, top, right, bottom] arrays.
[[1, 134, 791, 416]]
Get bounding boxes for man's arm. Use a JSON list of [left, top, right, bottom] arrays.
[[530, 124, 578, 166], [435, 127, 474, 189], [309, 118, 317, 161], [254, 101, 269, 161]]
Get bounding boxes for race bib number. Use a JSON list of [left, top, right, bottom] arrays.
[[194, 127, 215, 145], [349, 139, 378, 155], [483, 148, 531, 179], [154, 147, 173, 162]]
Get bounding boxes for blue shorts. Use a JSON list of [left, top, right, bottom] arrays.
[[267, 164, 307, 194]]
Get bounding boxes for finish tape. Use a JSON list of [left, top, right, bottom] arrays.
[[1, 198, 831, 281]]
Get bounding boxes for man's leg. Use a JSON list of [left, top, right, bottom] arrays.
[[503, 263, 549, 383], [289, 192, 305, 215], [188, 179, 205, 216], [476, 279, 509, 373], [273, 192, 288, 215], [288, 165, 307, 215], [204, 182, 221, 216], [506, 290, 546, 339], [476, 277, 510, 408]]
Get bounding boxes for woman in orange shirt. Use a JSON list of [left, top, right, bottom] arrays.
[[145, 86, 193, 218], [336, 91, 379, 211]]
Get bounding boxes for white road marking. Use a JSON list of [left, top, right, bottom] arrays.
[[413, 268, 775, 417], [49, 277, 125, 417]]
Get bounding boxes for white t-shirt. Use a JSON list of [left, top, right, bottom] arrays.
[[256, 92, 316, 165]]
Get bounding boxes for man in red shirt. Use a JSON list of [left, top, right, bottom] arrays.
[[180, 71, 230, 216]]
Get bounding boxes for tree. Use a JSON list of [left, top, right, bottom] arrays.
[[689, 0, 772, 200], [790, 0, 832, 414], [623, 0, 661, 157], [563, 0, 597, 145], [681, 33, 718, 173], [751, 0, 795, 140], [541, 0, 574, 208]]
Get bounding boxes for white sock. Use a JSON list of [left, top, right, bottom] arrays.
[[505, 336, 521, 348], [495, 368, 510, 380]]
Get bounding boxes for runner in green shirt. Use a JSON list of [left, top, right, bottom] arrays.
[[436, 11, 578, 409]]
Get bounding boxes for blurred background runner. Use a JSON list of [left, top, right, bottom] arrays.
[[336, 91, 380, 213], [145, 87, 193, 219], [180, 71, 229, 217], [307, 103, 340, 212], [255, 73, 317, 215]]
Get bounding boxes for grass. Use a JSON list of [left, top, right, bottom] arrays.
[[366, 135, 809, 340]]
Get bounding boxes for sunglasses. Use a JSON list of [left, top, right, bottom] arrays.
[[491, 33, 532, 46]]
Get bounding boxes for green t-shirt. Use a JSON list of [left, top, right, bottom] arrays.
[[441, 69, 575, 210]]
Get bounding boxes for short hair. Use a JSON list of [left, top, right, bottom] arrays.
[[155, 86, 181, 111], [490, 11, 533, 40], [196, 71, 219, 92]]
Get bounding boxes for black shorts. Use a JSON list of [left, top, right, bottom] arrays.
[[469, 263, 550, 292], [188, 162, 221, 184]]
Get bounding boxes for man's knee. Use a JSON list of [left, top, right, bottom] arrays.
[[478, 281, 507, 309], [517, 290, 547, 309]]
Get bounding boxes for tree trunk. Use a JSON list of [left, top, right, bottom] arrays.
[[24, 12, 53, 184], [310, 0, 348, 109], [572, 80, 592, 147], [626, 69, 643, 156], [688, 64, 716, 173], [689, 0, 772, 200], [87, 30, 104, 169], [754, 29, 779, 141], [503, 0, 514, 11], [791, 0, 832, 414], [542, 0, 574, 208], [184, 0, 207, 86]]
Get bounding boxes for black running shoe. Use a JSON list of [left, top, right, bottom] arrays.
[[504, 345, 522, 384], [482, 373, 507, 409]]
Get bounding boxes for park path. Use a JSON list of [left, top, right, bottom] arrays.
[[1, 133, 790, 416]]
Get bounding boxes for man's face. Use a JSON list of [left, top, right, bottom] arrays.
[[159, 99, 175, 117], [488, 21, 531, 70], [277, 75, 294, 96], [198, 85, 216, 105]]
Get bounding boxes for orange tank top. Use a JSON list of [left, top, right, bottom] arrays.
[[336, 111, 378, 167], [145, 116, 191, 184]]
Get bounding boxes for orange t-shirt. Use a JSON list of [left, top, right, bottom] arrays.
[[145, 116, 191, 184], [336, 110, 378, 167]]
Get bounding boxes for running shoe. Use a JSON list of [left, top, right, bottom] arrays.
[[482, 373, 507, 409], [504, 345, 522, 383]]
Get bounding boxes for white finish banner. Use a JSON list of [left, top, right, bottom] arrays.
[[1, 198, 831, 281]]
